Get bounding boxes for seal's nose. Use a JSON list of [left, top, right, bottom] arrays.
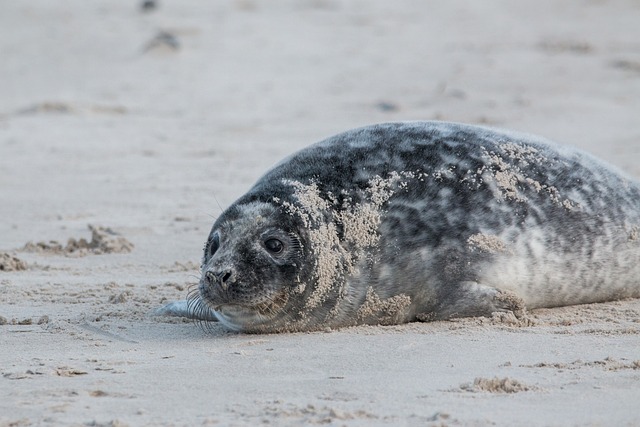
[[204, 269, 235, 291]]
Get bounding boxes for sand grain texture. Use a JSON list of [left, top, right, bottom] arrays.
[[1, 1, 640, 426]]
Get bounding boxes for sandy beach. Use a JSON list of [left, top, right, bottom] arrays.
[[1, 1, 640, 425]]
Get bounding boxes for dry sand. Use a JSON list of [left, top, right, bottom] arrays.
[[1, 1, 640, 425]]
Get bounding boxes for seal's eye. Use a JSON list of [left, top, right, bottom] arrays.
[[207, 232, 220, 257], [264, 238, 284, 254]]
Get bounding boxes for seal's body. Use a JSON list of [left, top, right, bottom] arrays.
[[160, 121, 640, 333]]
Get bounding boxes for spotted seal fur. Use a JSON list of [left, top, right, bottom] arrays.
[[158, 121, 640, 333]]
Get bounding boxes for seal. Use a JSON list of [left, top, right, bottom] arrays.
[[158, 121, 640, 333]]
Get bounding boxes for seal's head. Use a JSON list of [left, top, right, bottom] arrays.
[[194, 201, 310, 332]]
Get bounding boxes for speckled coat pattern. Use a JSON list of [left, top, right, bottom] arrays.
[[163, 121, 640, 333]]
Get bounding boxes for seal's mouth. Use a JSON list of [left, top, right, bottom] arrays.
[[208, 293, 288, 317], [191, 287, 290, 332], [197, 277, 288, 313]]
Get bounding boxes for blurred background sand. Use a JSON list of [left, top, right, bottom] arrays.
[[1, 1, 639, 425]]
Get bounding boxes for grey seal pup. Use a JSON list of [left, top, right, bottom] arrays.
[[159, 121, 640, 333]]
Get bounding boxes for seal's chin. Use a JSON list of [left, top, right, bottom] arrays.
[[204, 293, 290, 333], [210, 304, 279, 332], [211, 305, 268, 332]]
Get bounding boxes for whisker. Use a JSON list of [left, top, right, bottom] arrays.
[[212, 193, 225, 214], [185, 285, 220, 334]]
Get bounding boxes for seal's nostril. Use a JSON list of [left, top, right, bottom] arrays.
[[221, 271, 232, 283], [205, 271, 216, 286], [204, 269, 234, 290]]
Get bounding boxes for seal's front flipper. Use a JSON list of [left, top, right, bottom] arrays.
[[153, 300, 218, 322], [424, 281, 526, 321]]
